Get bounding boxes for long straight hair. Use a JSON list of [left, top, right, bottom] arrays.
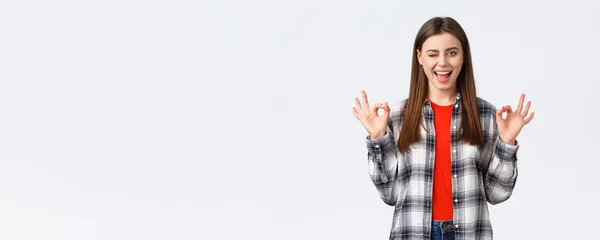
[[397, 17, 484, 153]]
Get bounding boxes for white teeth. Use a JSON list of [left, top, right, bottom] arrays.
[[435, 71, 451, 75]]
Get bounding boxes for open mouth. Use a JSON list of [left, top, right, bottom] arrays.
[[434, 70, 452, 82]]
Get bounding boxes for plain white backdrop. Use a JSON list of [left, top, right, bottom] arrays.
[[0, 0, 598, 239]]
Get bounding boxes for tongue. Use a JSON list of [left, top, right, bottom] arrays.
[[437, 73, 450, 82]]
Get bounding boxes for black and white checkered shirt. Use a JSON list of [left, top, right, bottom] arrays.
[[366, 93, 519, 240]]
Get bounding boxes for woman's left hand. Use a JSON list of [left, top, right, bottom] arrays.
[[496, 94, 535, 145]]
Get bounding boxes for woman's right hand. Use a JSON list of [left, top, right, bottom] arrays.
[[352, 90, 390, 141]]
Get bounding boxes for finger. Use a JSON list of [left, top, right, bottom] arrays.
[[524, 112, 535, 123], [521, 101, 531, 117], [496, 106, 505, 120], [355, 97, 363, 113], [372, 103, 384, 115], [361, 90, 371, 111], [352, 107, 360, 119], [515, 94, 525, 114], [506, 105, 513, 114], [372, 102, 390, 116], [383, 102, 390, 116]]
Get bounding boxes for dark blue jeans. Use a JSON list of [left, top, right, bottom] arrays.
[[431, 220, 455, 240]]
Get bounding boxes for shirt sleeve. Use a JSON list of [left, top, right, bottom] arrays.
[[482, 111, 520, 205], [366, 118, 405, 206]]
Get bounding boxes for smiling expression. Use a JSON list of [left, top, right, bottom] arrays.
[[417, 32, 464, 94]]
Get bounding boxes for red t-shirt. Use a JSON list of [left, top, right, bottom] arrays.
[[429, 99, 454, 220]]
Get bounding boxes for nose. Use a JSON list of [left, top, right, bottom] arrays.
[[437, 54, 448, 67]]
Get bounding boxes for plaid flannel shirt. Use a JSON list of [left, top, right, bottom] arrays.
[[366, 93, 519, 240]]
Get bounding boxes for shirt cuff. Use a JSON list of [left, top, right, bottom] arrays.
[[495, 136, 519, 161], [366, 132, 394, 152]]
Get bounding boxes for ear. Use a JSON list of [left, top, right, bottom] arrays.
[[416, 49, 423, 65]]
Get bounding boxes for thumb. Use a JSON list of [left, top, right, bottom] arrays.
[[496, 106, 504, 121], [383, 102, 390, 116]]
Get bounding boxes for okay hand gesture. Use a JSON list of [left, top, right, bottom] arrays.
[[352, 90, 390, 141], [496, 94, 535, 145]]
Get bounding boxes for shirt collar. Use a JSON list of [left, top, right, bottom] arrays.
[[424, 92, 461, 104]]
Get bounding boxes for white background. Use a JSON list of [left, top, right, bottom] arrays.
[[0, 0, 598, 239]]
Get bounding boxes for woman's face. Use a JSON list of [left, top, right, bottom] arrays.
[[417, 32, 464, 94]]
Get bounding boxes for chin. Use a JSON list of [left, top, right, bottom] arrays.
[[431, 81, 456, 91]]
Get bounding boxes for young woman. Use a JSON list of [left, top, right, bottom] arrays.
[[352, 17, 534, 240]]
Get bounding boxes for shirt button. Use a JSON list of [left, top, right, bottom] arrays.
[[454, 199, 458, 203], [375, 144, 380, 148], [453, 126, 456, 129], [453, 174, 457, 178], [455, 224, 459, 228], [452, 149, 456, 153], [454, 104, 458, 108]]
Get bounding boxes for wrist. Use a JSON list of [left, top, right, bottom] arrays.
[[500, 136, 515, 145], [369, 132, 386, 141]]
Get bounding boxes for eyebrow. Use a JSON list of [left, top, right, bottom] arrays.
[[426, 47, 460, 53]]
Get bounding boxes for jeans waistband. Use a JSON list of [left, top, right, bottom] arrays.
[[433, 220, 454, 229]]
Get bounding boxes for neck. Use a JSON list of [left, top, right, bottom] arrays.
[[427, 87, 457, 106]]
